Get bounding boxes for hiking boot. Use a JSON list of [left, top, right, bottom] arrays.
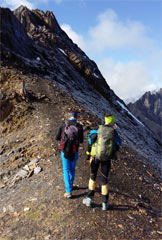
[[64, 193, 72, 199], [82, 197, 92, 207], [72, 184, 79, 190], [102, 202, 109, 211]]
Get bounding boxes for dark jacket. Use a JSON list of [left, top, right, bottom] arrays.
[[56, 119, 83, 152]]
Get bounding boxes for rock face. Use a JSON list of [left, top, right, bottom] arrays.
[[0, 5, 161, 167], [0, 7, 34, 59], [1, 6, 111, 100], [128, 89, 162, 144]]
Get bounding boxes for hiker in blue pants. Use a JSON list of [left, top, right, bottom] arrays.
[[61, 151, 79, 194], [56, 111, 83, 199]]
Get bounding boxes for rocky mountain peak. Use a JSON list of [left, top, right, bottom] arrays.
[[1, 6, 113, 100], [128, 89, 162, 143], [44, 10, 60, 30], [14, 5, 28, 12], [14, 6, 61, 34]]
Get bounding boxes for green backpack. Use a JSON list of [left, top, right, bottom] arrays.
[[96, 125, 115, 161]]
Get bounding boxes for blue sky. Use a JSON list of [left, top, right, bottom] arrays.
[[1, 0, 162, 102]]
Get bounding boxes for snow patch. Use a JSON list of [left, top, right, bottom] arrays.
[[58, 48, 67, 56], [117, 100, 145, 126], [93, 73, 100, 79]]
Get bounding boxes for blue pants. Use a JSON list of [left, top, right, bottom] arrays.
[[61, 151, 79, 193]]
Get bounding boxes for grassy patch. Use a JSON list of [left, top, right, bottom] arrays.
[[22, 188, 28, 193], [26, 211, 40, 220], [52, 213, 60, 220]]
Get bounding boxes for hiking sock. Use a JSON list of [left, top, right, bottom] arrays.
[[102, 202, 109, 211]]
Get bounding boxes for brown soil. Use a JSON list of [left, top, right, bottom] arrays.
[[0, 67, 161, 240]]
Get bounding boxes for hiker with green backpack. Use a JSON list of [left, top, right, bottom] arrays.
[[83, 114, 122, 210]]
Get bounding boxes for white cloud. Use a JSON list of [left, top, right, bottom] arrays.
[[61, 8, 155, 54], [2, 0, 35, 10], [60, 21, 160, 100], [61, 24, 86, 50], [98, 59, 158, 101], [87, 9, 154, 52], [1, 0, 52, 10]]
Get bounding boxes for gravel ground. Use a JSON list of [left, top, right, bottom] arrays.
[[0, 68, 161, 240]]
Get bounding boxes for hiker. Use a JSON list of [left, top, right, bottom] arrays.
[[56, 111, 83, 198], [83, 114, 122, 210]]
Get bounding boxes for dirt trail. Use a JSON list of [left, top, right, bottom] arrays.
[[0, 68, 161, 240]]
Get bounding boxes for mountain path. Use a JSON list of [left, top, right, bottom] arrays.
[[0, 71, 161, 240]]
